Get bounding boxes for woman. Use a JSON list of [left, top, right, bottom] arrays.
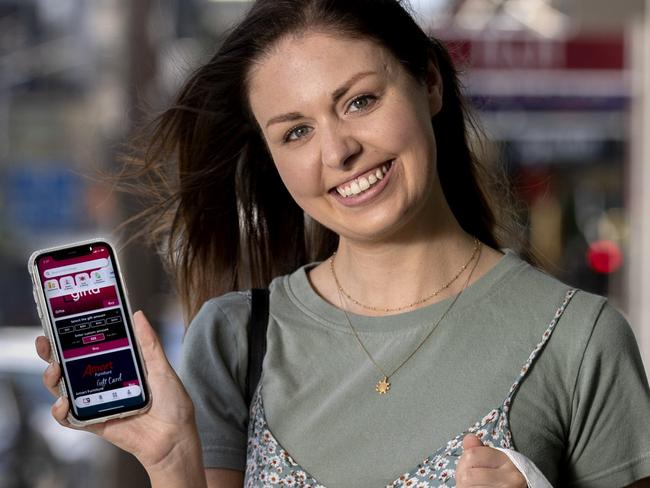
[[37, 1, 650, 487]]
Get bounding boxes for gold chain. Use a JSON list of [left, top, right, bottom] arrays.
[[330, 237, 480, 313], [335, 242, 482, 395]]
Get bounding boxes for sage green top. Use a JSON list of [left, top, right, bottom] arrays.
[[180, 250, 650, 487]]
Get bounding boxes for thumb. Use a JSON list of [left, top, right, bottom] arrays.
[[133, 310, 170, 373], [462, 434, 484, 450]]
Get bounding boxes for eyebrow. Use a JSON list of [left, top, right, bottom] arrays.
[[265, 70, 377, 128]]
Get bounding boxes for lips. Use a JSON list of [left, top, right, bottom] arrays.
[[333, 161, 393, 198]]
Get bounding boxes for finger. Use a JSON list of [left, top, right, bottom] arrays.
[[42, 361, 63, 398], [456, 466, 525, 488], [133, 311, 172, 374], [459, 446, 507, 470], [463, 434, 484, 450], [35, 335, 52, 362], [50, 396, 106, 436], [51, 395, 72, 427]]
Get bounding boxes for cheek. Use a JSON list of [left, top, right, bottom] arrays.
[[382, 112, 437, 176], [271, 156, 321, 201], [381, 105, 438, 198], [372, 95, 435, 155]]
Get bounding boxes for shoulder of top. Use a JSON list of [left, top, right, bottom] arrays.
[[505, 255, 609, 314], [192, 270, 294, 325], [200, 290, 253, 311], [186, 290, 253, 334]]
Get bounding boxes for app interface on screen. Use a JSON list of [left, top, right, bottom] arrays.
[[37, 245, 146, 416]]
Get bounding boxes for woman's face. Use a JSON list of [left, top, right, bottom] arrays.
[[247, 31, 443, 243]]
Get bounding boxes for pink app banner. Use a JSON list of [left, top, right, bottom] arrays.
[[50, 286, 119, 318]]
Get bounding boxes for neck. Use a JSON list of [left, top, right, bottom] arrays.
[[329, 194, 480, 315], [308, 178, 504, 316]]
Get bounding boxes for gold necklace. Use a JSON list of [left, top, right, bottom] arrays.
[[335, 242, 482, 395], [329, 237, 480, 313]]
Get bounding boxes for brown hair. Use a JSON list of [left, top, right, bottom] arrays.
[[123, 0, 527, 322]]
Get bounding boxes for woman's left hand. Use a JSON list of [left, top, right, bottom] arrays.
[[456, 435, 527, 488]]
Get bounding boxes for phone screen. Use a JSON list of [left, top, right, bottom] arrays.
[[34, 242, 149, 421]]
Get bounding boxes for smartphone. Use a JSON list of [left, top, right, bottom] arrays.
[[28, 239, 151, 426]]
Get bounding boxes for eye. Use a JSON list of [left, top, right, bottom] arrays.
[[283, 125, 313, 143], [346, 94, 378, 114]]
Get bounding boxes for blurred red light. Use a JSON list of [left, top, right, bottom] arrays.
[[587, 240, 623, 274]]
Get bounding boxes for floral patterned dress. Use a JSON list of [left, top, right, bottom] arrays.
[[244, 289, 577, 487]]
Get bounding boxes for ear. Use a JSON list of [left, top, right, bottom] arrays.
[[426, 60, 443, 117]]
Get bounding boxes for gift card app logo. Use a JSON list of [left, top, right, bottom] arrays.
[[59, 276, 75, 290], [44, 280, 59, 293], [75, 273, 91, 288]]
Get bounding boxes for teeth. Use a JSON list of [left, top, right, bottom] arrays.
[[359, 177, 370, 191], [335, 161, 392, 198]]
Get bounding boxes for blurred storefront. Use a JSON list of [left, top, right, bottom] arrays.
[[423, 0, 650, 373], [1, 0, 649, 486], [449, 32, 629, 293]]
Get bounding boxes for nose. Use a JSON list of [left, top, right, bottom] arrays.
[[319, 122, 361, 169]]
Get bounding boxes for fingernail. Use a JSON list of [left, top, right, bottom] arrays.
[[54, 397, 63, 407]]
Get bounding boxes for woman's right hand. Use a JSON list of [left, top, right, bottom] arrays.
[[36, 311, 206, 486]]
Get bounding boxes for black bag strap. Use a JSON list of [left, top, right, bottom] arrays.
[[245, 288, 270, 406]]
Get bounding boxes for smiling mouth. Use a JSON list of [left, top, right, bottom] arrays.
[[334, 160, 393, 198]]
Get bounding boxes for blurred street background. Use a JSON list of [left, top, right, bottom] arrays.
[[1, 0, 650, 486]]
